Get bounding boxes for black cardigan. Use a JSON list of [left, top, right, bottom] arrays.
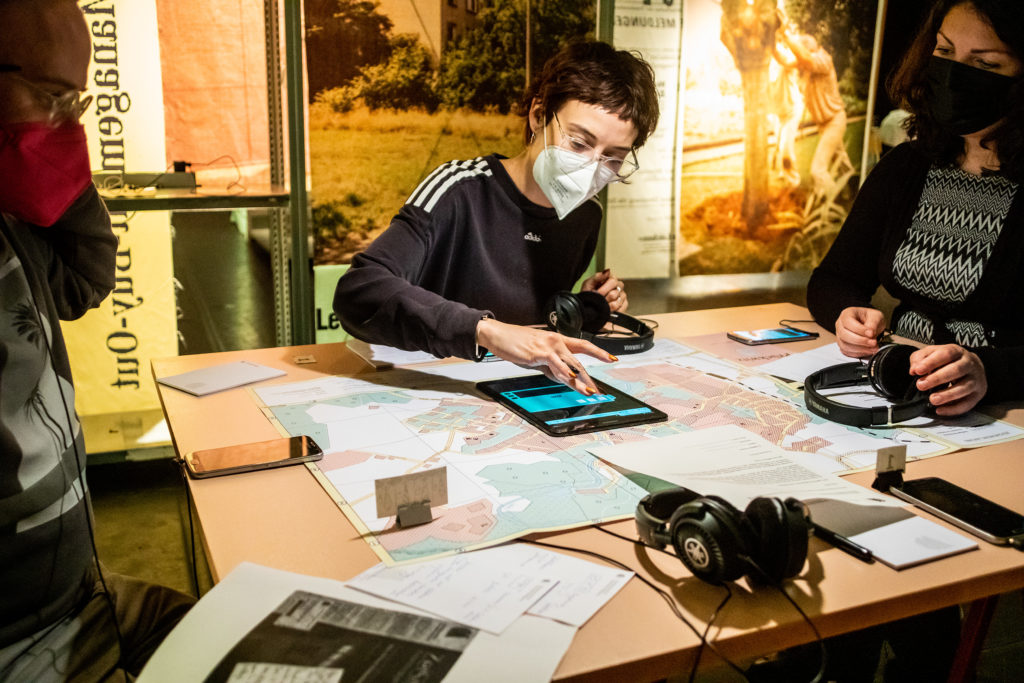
[[807, 141, 1024, 403]]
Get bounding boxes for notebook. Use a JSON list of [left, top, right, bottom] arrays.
[[157, 361, 286, 396]]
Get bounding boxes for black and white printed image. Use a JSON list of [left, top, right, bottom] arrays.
[[206, 591, 478, 683]]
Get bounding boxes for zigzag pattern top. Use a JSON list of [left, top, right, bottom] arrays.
[[893, 166, 1018, 304], [894, 309, 990, 347]]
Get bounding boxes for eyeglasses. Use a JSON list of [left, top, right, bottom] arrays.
[[551, 114, 639, 181], [0, 65, 92, 125]]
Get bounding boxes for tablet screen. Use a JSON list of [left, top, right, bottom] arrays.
[[476, 374, 667, 436]]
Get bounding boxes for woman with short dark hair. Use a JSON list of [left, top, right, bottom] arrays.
[[335, 41, 659, 393]]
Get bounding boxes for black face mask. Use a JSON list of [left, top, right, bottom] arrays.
[[924, 56, 1017, 135]]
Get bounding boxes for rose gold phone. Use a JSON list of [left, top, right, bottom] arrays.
[[184, 435, 323, 479]]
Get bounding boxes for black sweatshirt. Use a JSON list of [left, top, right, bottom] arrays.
[[334, 154, 601, 360], [807, 142, 1024, 402]]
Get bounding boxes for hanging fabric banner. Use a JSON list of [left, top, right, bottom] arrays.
[[64, 0, 177, 453], [605, 0, 685, 278]]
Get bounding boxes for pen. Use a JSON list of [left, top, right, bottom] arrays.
[[812, 522, 875, 564]]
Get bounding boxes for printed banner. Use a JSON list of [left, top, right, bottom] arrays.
[[64, 0, 177, 452], [606, 0, 685, 278]]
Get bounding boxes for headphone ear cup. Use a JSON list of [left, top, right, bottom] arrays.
[[573, 291, 611, 334], [869, 344, 920, 401], [669, 497, 750, 584], [743, 497, 809, 583], [548, 292, 584, 336]]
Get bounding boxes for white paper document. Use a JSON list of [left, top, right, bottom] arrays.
[[755, 342, 853, 383], [156, 360, 285, 396], [587, 424, 898, 509], [408, 337, 699, 384], [349, 544, 631, 632], [347, 338, 443, 368], [138, 563, 576, 683]]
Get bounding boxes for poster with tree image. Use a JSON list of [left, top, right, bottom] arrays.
[[678, 0, 882, 275], [305, 0, 597, 266]]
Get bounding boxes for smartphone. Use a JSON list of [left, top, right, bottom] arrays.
[[184, 435, 323, 479], [726, 327, 819, 345], [891, 477, 1024, 545]]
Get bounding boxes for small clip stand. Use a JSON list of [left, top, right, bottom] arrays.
[[872, 445, 906, 493], [396, 500, 433, 528], [374, 467, 448, 529]]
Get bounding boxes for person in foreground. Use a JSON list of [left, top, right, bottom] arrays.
[[807, 0, 1024, 417], [333, 41, 659, 394], [0, 1, 193, 680]]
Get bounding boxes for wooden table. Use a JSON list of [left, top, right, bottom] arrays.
[[153, 303, 1024, 681]]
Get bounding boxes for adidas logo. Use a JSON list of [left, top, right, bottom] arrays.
[[524, 232, 542, 242]]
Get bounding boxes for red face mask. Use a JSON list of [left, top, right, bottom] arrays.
[[0, 121, 91, 227]]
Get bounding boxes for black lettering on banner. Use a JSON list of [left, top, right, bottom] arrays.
[[615, 15, 678, 29], [80, 1, 145, 392], [109, 210, 129, 234], [107, 330, 138, 354]]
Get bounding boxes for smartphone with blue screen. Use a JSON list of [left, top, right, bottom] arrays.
[[727, 327, 819, 345]]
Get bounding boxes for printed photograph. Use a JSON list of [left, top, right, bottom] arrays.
[[305, 0, 597, 265], [677, 0, 881, 275], [206, 591, 477, 682]]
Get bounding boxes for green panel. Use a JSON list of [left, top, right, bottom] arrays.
[[314, 263, 350, 344]]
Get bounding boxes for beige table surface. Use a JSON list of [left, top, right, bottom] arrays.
[[152, 303, 1024, 682]]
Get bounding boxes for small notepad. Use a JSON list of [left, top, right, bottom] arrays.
[[849, 516, 978, 569], [157, 361, 286, 396]]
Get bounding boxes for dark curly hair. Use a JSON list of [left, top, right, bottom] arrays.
[[887, 0, 1024, 182], [518, 40, 659, 149]]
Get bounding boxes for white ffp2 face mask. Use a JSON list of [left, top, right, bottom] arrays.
[[531, 126, 617, 219]]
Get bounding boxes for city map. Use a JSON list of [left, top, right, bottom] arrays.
[[253, 342, 1023, 565]]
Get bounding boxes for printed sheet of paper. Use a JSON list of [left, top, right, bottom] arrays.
[[138, 563, 576, 683], [350, 550, 556, 635], [754, 342, 854, 383], [349, 545, 631, 633], [347, 338, 442, 368], [588, 424, 898, 508]]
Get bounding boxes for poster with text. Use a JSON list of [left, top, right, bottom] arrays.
[[606, 0, 685, 279]]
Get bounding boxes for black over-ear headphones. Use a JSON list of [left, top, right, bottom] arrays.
[[804, 343, 928, 427], [547, 290, 655, 355], [635, 487, 810, 585]]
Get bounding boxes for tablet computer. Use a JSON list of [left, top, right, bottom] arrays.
[[476, 374, 667, 436]]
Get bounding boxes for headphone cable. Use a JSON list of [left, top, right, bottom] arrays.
[[29, 280, 126, 679], [523, 531, 750, 679], [592, 525, 737, 681], [596, 524, 827, 683]]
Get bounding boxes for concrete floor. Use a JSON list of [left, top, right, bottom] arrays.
[[87, 211, 1022, 681]]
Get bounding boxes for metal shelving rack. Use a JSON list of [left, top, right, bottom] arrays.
[[99, 0, 314, 347]]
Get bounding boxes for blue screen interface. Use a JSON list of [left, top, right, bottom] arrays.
[[499, 381, 652, 426]]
